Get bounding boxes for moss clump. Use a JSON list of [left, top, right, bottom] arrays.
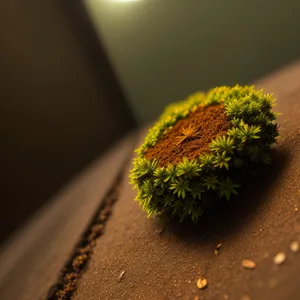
[[130, 85, 279, 223]]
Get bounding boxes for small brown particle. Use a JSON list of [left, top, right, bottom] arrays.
[[290, 241, 299, 253], [295, 207, 298, 212], [214, 243, 222, 255], [118, 270, 126, 282], [224, 294, 230, 299], [197, 278, 208, 289], [241, 296, 251, 300], [242, 259, 256, 269], [274, 252, 286, 265], [194, 296, 199, 300], [157, 227, 164, 235]]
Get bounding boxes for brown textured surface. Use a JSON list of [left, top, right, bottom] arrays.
[[144, 105, 231, 166], [73, 62, 300, 300], [0, 135, 137, 300], [48, 176, 124, 299]]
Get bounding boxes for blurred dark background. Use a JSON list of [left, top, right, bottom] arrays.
[[1, 0, 300, 244], [86, 0, 300, 123], [0, 0, 136, 243]]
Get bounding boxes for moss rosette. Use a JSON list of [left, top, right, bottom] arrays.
[[130, 85, 279, 223]]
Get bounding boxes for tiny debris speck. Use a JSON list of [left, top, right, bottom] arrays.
[[158, 227, 164, 235], [214, 243, 222, 255], [242, 259, 256, 269], [118, 270, 125, 282], [274, 252, 286, 265], [197, 278, 208, 289], [290, 241, 299, 253]]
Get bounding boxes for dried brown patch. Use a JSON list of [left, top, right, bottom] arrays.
[[144, 104, 231, 166]]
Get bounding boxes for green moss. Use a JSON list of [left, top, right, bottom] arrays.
[[130, 85, 279, 223]]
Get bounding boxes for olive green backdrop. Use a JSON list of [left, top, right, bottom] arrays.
[[86, 0, 300, 123]]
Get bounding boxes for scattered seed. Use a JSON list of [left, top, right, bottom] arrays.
[[274, 252, 286, 265], [242, 259, 256, 269], [118, 270, 125, 282], [295, 207, 298, 212], [197, 278, 208, 289], [290, 241, 299, 253], [214, 243, 222, 255]]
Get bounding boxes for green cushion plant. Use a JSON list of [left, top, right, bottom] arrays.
[[130, 85, 279, 223]]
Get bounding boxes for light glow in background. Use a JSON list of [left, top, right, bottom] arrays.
[[105, 0, 141, 2]]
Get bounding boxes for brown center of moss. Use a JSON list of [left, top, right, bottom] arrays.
[[144, 104, 231, 167]]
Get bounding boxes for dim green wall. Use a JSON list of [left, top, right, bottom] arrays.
[[86, 0, 300, 123]]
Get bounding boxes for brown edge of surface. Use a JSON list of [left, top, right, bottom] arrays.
[[46, 150, 133, 299]]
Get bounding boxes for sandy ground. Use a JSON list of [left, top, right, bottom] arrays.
[[72, 63, 300, 300]]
